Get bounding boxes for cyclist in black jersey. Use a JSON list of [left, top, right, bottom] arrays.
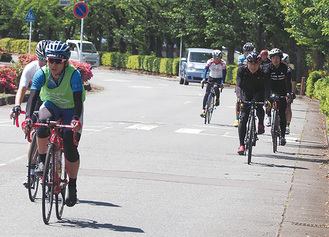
[[236, 51, 270, 155], [265, 48, 292, 146]]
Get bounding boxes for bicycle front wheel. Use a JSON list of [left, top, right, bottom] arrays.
[[56, 150, 66, 220], [247, 116, 254, 164], [271, 111, 278, 153], [27, 132, 40, 202], [205, 93, 214, 124], [42, 144, 55, 224]]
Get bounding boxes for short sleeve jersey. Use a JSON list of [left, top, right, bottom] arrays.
[[19, 60, 40, 88], [204, 59, 227, 78]]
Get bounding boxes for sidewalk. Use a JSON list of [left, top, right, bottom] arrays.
[[279, 98, 329, 236]]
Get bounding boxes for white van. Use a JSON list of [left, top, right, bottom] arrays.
[[66, 39, 100, 67]]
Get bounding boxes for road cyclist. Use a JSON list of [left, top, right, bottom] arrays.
[[200, 49, 227, 118], [234, 42, 255, 127], [9, 40, 50, 188], [265, 48, 292, 146], [236, 51, 270, 155], [22, 40, 85, 207]]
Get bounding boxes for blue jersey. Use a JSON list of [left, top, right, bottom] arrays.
[[238, 54, 247, 66]]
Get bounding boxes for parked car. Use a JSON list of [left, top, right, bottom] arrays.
[[66, 39, 100, 67], [179, 48, 213, 85]]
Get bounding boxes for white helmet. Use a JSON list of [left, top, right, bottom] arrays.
[[212, 50, 222, 59], [282, 53, 290, 63]]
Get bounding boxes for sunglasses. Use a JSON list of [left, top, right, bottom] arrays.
[[47, 58, 66, 64], [38, 56, 46, 61]]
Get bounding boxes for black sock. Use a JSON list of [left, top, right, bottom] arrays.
[[39, 154, 46, 163], [69, 178, 77, 189]]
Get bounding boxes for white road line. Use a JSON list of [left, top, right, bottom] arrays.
[[126, 124, 158, 130], [129, 86, 152, 89], [103, 79, 129, 82], [222, 132, 238, 138], [0, 164, 5, 167], [175, 128, 203, 134], [184, 101, 191, 104]]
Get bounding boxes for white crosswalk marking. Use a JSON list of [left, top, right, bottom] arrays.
[[129, 85, 152, 89], [126, 124, 158, 130], [174, 128, 203, 134]]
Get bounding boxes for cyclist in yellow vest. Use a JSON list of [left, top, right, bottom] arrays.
[[22, 41, 85, 207]]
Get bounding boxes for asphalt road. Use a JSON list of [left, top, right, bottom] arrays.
[[0, 68, 325, 236]]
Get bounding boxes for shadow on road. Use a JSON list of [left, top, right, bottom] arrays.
[[57, 218, 144, 233], [78, 199, 121, 208]]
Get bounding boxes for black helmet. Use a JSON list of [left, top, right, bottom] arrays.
[[243, 42, 254, 52], [269, 48, 283, 58], [45, 40, 71, 59], [36, 40, 51, 57], [246, 51, 260, 63], [212, 50, 222, 59]]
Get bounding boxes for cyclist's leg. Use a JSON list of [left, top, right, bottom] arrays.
[[238, 103, 250, 146], [279, 98, 287, 145], [286, 102, 292, 133], [234, 99, 240, 127], [61, 107, 83, 207]]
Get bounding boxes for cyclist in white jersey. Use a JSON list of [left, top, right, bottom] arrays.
[[200, 50, 227, 117], [9, 40, 50, 187]]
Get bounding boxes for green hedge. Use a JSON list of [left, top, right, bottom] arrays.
[[306, 71, 325, 97], [126, 55, 140, 70], [0, 38, 37, 54], [226, 64, 237, 84], [313, 76, 329, 133], [172, 58, 180, 76]]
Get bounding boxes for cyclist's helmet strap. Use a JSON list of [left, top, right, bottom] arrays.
[[269, 48, 283, 58], [36, 40, 51, 57], [45, 40, 71, 59]]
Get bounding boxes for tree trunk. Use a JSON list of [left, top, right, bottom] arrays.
[[312, 50, 325, 70], [119, 38, 127, 53], [155, 37, 162, 57], [227, 45, 235, 64], [294, 45, 303, 83]]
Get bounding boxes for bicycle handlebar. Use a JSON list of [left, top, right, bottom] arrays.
[[26, 120, 78, 146], [13, 110, 26, 127], [241, 100, 265, 105]]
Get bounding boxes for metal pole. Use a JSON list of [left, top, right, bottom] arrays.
[[29, 21, 32, 54], [178, 35, 183, 78], [80, 17, 84, 63]]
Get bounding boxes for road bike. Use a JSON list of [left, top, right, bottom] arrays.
[[13, 110, 40, 202], [270, 94, 288, 153], [242, 100, 265, 164], [27, 119, 77, 224], [202, 82, 222, 124]]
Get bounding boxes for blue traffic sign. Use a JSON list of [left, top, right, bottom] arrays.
[[25, 9, 35, 22], [73, 3, 89, 19]]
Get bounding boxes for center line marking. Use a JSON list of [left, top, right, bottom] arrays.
[[175, 128, 203, 134]]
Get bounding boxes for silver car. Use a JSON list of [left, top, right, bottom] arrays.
[[179, 48, 213, 85]]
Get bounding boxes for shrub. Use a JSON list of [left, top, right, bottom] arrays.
[[306, 71, 324, 97], [127, 55, 141, 70], [0, 66, 18, 93], [101, 52, 113, 66], [225, 64, 237, 84], [172, 58, 180, 76], [69, 61, 93, 82], [160, 58, 169, 74], [231, 67, 238, 84], [143, 55, 156, 72], [152, 57, 161, 73]]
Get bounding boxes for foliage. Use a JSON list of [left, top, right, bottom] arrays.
[[313, 76, 329, 130], [225, 65, 237, 84], [172, 58, 180, 76], [0, 66, 18, 93]]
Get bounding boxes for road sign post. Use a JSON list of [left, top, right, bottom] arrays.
[[25, 9, 35, 54], [73, 2, 89, 63]]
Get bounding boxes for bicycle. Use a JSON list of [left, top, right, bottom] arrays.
[[202, 82, 222, 124], [13, 110, 41, 202], [242, 99, 265, 164], [26, 119, 78, 224], [270, 94, 288, 153]]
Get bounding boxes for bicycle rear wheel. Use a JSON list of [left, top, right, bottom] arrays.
[[271, 111, 278, 153], [55, 150, 66, 220], [42, 144, 55, 224], [27, 132, 40, 202]]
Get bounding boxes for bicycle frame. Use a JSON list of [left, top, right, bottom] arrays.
[[202, 81, 222, 124]]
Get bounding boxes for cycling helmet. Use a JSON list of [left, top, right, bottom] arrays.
[[243, 42, 254, 52], [45, 40, 71, 59], [282, 53, 290, 63], [246, 51, 260, 63], [269, 48, 283, 58], [36, 40, 51, 57], [260, 50, 268, 57], [212, 50, 222, 59]]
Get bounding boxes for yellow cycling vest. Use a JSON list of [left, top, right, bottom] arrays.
[[40, 64, 85, 109]]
